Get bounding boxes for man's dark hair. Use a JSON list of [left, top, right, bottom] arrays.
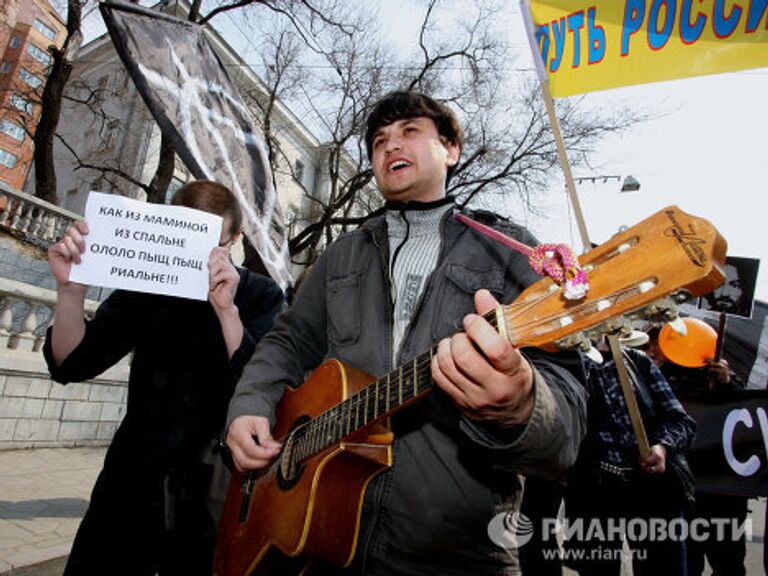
[[171, 180, 243, 236], [365, 91, 464, 179]]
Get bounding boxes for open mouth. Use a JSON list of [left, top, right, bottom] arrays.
[[388, 160, 412, 172]]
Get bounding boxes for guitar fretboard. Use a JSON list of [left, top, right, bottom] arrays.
[[287, 309, 502, 464]]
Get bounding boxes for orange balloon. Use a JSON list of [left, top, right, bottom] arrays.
[[658, 318, 718, 368]]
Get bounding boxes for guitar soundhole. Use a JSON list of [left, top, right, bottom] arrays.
[[276, 416, 309, 490]]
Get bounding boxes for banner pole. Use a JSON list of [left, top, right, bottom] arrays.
[[607, 334, 652, 460], [520, 0, 591, 253], [540, 79, 592, 252]]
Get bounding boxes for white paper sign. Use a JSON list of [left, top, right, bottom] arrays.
[[69, 191, 222, 301]]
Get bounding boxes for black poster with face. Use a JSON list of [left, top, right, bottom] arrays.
[[699, 256, 760, 319]]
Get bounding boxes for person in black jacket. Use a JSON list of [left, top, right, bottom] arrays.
[[44, 180, 283, 575]]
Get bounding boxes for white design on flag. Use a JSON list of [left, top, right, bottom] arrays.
[[136, 43, 290, 289]]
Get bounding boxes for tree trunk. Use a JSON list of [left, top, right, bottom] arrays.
[[33, 54, 71, 204], [145, 134, 175, 204], [32, 0, 82, 204]]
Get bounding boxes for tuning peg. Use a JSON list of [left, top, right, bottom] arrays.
[[555, 331, 590, 352], [618, 329, 649, 348], [585, 346, 604, 363], [602, 316, 632, 337], [667, 317, 688, 336], [555, 330, 605, 362], [643, 297, 680, 323]]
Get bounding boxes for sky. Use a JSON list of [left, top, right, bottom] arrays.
[[79, 1, 768, 302], [515, 70, 768, 303], [375, 0, 768, 302], [491, 3, 768, 304]]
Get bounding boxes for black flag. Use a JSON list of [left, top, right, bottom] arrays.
[[684, 391, 768, 498], [100, 1, 291, 289]]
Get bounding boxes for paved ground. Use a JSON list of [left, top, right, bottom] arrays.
[[0, 448, 104, 575], [0, 447, 764, 575]]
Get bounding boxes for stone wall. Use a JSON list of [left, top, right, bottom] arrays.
[[0, 221, 127, 450], [0, 348, 128, 450]]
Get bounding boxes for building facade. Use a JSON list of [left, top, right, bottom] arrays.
[[0, 0, 66, 189]]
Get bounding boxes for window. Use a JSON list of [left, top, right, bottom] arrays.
[[0, 62, 10, 73], [1, 120, 24, 142], [0, 149, 18, 169], [11, 95, 33, 114], [33, 18, 57, 41], [27, 44, 51, 66], [19, 67, 42, 88], [294, 159, 305, 184], [9, 36, 21, 49]]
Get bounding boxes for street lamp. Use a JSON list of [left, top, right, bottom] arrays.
[[574, 174, 641, 193], [565, 174, 642, 252], [620, 175, 641, 192], [567, 174, 642, 251]]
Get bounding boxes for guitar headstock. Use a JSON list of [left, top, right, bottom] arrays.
[[501, 206, 727, 351]]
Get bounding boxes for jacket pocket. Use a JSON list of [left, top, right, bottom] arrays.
[[445, 263, 506, 298], [431, 264, 508, 341], [327, 274, 361, 346]]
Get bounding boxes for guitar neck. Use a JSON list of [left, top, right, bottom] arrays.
[[288, 309, 504, 463]]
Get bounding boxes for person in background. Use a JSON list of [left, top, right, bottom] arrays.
[[564, 336, 696, 576], [646, 325, 749, 576], [45, 180, 284, 575], [225, 90, 587, 575]]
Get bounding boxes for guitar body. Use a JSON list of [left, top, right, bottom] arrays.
[[215, 360, 393, 576]]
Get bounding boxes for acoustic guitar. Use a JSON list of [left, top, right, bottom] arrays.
[[214, 206, 726, 576]]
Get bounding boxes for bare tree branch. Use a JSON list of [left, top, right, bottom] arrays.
[[57, 134, 150, 192]]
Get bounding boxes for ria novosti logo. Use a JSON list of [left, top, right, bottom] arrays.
[[487, 512, 752, 550], [487, 511, 535, 549]]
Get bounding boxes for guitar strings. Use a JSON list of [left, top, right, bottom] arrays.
[[289, 290, 596, 460], [288, 355, 436, 462], [285, 230, 704, 467], [502, 284, 643, 342]]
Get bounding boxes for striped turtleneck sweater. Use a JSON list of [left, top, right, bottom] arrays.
[[385, 198, 454, 359]]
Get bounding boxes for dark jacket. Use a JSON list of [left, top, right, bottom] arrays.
[[45, 268, 283, 474], [44, 267, 283, 575], [580, 348, 697, 469], [228, 208, 587, 575]]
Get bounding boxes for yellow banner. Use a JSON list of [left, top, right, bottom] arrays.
[[523, 0, 768, 97]]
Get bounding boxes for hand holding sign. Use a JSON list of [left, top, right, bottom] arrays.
[[67, 192, 222, 301], [48, 220, 90, 293], [208, 245, 240, 313]]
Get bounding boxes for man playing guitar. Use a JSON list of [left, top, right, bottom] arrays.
[[224, 90, 590, 575]]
